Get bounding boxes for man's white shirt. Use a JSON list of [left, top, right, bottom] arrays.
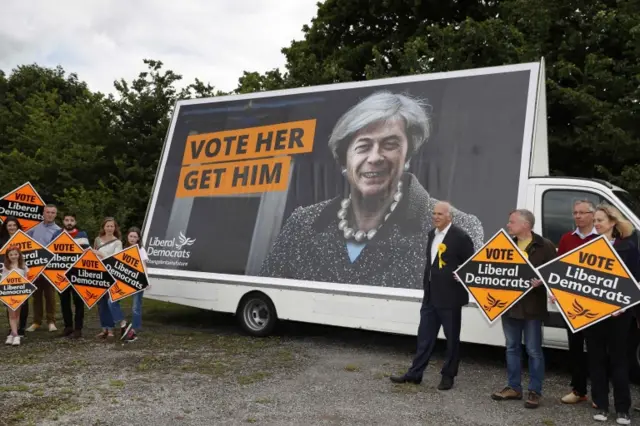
[[430, 222, 452, 265]]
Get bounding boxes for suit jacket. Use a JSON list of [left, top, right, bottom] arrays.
[[423, 224, 475, 309]]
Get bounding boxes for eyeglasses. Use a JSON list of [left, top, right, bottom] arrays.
[[573, 211, 594, 216]]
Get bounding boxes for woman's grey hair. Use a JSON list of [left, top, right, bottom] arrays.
[[328, 90, 431, 165]]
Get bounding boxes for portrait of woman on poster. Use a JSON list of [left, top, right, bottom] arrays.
[[259, 90, 484, 288]]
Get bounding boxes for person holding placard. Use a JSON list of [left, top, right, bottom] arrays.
[[52, 213, 91, 339], [558, 200, 599, 406], [25, 204, 61, 333], [92, 217, 124, 339], [491, 209, 556, 409], [119, 227, 149, 343], [1, 217, 29, 338], [3, 246, 30, 346], [586, 204, 640, 424]]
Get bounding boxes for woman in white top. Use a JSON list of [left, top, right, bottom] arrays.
[[119, 227, 149, 342], [93, 217, 124, 339], [3, 246, 30, 346]]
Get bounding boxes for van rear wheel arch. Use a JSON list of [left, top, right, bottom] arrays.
[[236, 291, 278, 337]]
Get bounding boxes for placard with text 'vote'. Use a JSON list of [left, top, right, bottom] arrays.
[[43, 231, 85, 293], [454, 229, 542, 324], [65, 250, 116, 309], [537, 236, 640, 333], [0, 230, 54, 282], [0, 270, 37, 311], [103, 245, 149, 302], [0, 182, 46, 231]]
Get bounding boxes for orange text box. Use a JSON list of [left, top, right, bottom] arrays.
[[176, 156, 291, 198], [182, 120, 316, 166]]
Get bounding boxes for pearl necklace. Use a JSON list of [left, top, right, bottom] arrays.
[[337, 182, 403, 242]]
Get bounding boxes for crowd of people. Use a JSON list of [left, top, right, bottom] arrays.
[[2, 198, 640, 423], [0, 204, 148, 346], [390, 200, 640, 425]]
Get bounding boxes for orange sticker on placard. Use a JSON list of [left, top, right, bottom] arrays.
[[65, 250, 115, 309], [0, 182, 46, 231], [103, 245, 150, 302], [455, 229, 541, 324], [43, 232, 85, 292], [0, 230, 54, 282], [0, 270, 37, 311], [538, 235, 640, 333]]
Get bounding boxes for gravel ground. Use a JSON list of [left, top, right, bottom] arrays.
[[1, 299, 639, 426]]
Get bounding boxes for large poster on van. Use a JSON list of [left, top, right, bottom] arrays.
[[143, 64, 539, 290]]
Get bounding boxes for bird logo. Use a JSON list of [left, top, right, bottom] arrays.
[[9, 297, 22, 307], [483, 293, 508, 312], [175, 232, 196, 250], [84, 289, 98, 303], [112, 283, 125, 296], [566, 299, 598, 320]]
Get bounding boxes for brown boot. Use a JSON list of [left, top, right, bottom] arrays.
[[491, 386, 522, 401], [524, 391, 541, 408]]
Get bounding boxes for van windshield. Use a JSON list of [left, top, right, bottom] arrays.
[[614, 190, 640, 218]]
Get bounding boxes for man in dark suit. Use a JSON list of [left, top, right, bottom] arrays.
[[390, 201, 475, 390]]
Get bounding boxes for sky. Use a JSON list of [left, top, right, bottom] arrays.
[[0, 0, 320, 95]]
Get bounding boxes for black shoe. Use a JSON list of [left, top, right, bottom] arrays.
[[616, 412, 630, 425], [59, 327, 74, 338], [438, 376, 454, 390], [120, 322, 132, 340], [389, 374, 421, 385]]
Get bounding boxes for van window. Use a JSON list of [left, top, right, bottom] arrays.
[[541, 190, 604, 245]]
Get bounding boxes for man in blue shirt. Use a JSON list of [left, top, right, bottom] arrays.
[[26, 204, 61, 332]]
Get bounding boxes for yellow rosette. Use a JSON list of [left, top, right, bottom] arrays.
[[438, 243, 447, 269]]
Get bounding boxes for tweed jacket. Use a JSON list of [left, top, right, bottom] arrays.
[[258, 173, 484, 288]]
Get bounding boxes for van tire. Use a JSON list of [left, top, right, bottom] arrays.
[[237, 292, 278, 337]]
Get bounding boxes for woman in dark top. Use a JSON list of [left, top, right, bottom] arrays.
[[0, 217, 29, 337], [587, 204, 640, 424]]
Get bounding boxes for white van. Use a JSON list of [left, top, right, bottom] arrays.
[[141, 59, 640, 377]]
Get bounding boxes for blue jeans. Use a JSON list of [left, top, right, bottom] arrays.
[[98, 296, 124, 329], [501, 317, 545, 394], [131, 292, 143, 330]]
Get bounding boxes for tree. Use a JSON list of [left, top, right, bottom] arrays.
[[237, 0, 640, 195]]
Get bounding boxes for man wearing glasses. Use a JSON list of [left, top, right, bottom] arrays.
[[557, 199, 598, 406]]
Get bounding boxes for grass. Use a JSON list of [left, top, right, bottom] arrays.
[[237, 371, 272, 385], [0, 384, 30, 392], [1, 297, 304, 424], [344, 363, 360, 372]]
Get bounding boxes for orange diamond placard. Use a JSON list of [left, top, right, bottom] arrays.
[[0, 230, 54, 282], [537, 235, 640, 333], [454, 229, 542, 324], [103, 245, 149, 302], [65, 249, 116, 309], [43, 232, 85, 293], [0, 270, 37, 311], [0, 182, 46, 231]]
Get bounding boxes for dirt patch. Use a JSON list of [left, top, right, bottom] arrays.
[[2, 298, 639, 425]]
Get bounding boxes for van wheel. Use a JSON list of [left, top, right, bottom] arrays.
[[237, 293, 277, 337]]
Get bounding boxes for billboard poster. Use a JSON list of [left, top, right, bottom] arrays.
[[143, 63, 539, 290]]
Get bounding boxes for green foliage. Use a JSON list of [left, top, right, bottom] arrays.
[[236, 0, 640, 195], [0, 59, 222, 235], [0, 0, 639, 235]]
